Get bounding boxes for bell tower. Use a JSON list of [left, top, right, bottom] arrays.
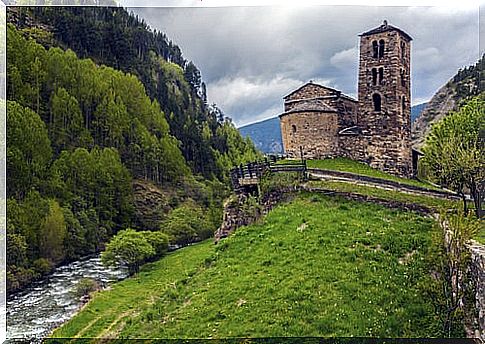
[[357, 20, 412, 177]]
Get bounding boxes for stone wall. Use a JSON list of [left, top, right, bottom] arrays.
[[280, 111, 339, 159], [338, 134, 368, 163], [468, 240, 485, 340]]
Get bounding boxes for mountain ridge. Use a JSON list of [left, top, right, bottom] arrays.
[[412, 54, 484, 149]]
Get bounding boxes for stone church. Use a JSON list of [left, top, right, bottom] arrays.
[[279, 21, 414, 177]]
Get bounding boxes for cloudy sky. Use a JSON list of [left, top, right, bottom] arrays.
[[127, 5, 480, 127]]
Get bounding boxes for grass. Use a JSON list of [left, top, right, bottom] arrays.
[[278, 157, 440, 190], [306, 180, 485, 246], [52, 193, 444, 339], [306, 180, 459, 210], [475, 225, 485, 245]]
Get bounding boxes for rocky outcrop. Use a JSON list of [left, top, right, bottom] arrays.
[[214, 194, 262, 242], [132, 179, 172, 231], [214, 187, 298, 242], [411, 83, 458, 149], [412, 55, 483, 149]]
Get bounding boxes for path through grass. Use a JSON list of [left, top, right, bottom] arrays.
[[280, 157, 439, 190]]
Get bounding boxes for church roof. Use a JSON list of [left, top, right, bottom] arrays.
[[360, 20, 412, 41], [283, 82, 358, 103], [280, 99, 338, 117], [284, 82, 338, 100]]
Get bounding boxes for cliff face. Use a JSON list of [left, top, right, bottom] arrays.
[[411, 84, 458, 149], [412, 54, 484, 149]]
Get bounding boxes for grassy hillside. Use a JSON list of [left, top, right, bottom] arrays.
[[53, 192, 444, 338]]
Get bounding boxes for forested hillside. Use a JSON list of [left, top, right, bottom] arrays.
[[6, 7, 260, 294], [8, 6, 260, 178], [412, 54, 484, 148]]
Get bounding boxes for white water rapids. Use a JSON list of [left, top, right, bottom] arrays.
[[6, 255, 129, 341]]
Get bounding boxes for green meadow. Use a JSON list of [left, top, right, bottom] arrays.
[[53, 192, 444, 339]]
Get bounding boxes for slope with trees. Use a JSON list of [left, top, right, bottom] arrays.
[[7, 6, 261, 180], [6, 7, 260, 294], [412, 54, 484, 148]]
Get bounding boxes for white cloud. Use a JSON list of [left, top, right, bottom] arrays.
[[208, 76, 305, 126], [330, 47, 359, 69]]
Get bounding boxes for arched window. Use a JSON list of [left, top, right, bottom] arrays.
[[372, 68, 377, 85], [378, 67, 384, 84], [292, 124, 297, 133], [400, 69, 405, 87], [372, 93, 382, 111], [378, 39, 385, 58], [372, 41, 378, 58]]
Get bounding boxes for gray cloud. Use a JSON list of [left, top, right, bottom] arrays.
[[129, 5, 479, 126]]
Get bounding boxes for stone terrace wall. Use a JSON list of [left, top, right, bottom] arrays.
[[468, 241, 485, 340]]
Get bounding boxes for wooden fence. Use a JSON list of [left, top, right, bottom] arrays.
[[230, 156, 307, 190]]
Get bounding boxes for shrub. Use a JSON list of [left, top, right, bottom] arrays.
[[145, 231, 170, 257], [160, 201, 214, 246], [73, 278, 99, 299], [101, 229, 155, 274], [32, 258, 53, 275]]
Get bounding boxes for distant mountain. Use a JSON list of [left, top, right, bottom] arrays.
[[239, 104, 428, 154], [411, 103, 427, 123], [412, 54, 484, 149], [239, 117, 283, 154]]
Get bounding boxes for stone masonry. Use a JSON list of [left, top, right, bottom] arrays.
[[280, 21, 413, 177]]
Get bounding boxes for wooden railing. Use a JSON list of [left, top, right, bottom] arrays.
[[230, 156, 307, 190]]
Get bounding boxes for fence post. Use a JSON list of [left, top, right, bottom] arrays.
[[248, 162, 253, 178]]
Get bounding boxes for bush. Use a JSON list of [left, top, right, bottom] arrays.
[[73, 278, 99, 298], [160, 201, 214, 246], [102, 228, 170, 274], [145, 231, 170, 257], [102, 229, 156, 274], [32, 258, 53, 275]]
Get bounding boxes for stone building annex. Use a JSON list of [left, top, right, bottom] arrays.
[[279, 21, 416, 178]]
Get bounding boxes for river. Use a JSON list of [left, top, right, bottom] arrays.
[[6, 255, 129, 341]]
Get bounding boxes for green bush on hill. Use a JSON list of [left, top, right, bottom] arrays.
[[102, 229, 169, 274], [160, 201, 214, 246]]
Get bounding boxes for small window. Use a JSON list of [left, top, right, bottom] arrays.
[[378, 40, 385, 58], [378, 67, 384, 84], [292, 124, 297, 133], [400, 41, 406, 60], [402, 96, 406, 112], [372, 68, 377, 85], [373, 93, 382, 111], [372, 41, 378, 58]]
